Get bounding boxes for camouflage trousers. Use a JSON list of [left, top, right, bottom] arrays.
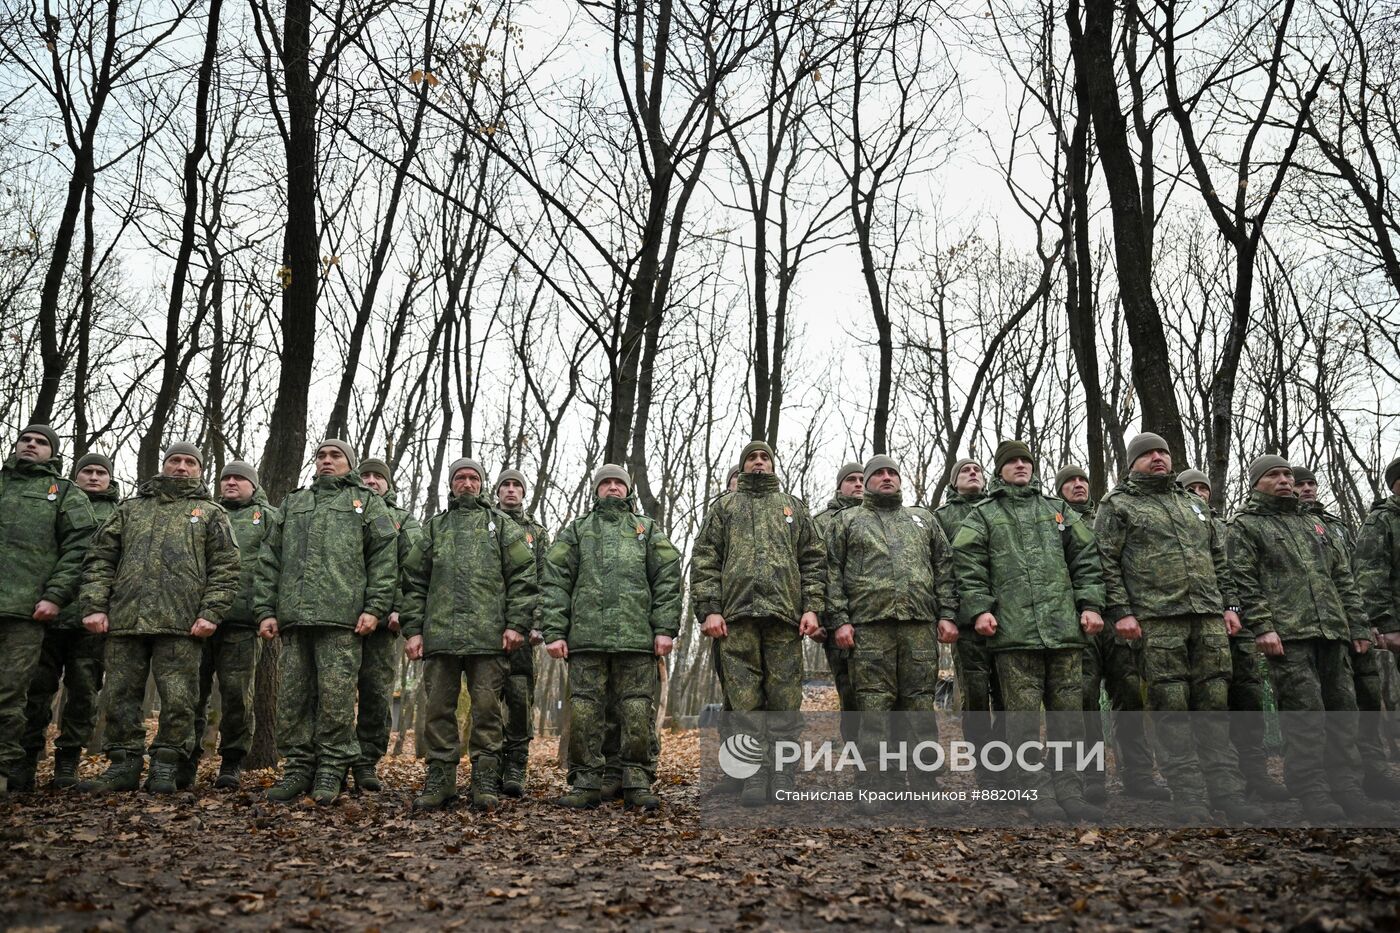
[[1226, 635, 1273, 786], [422, 653, 507, 767], [193, 625, 259, 762], [22, 626, 105, 762], [1268, 638, 1363, 800], [850, 622, 941, 791], [1082, 630, 1153, 789], [0, 618, 47, 775], [568, 651, 657, 790], [101, 634, 203, 760], [277, 627, 361, 778], [502, 642, 535, 769], [1139, 615, 1244, 806], [354, 626, 398, 768], [995, 648, 1086, 805], [568, 662, 661, 787], [716, 618, 803, 758], [953, 631, 1004, 752], [824, 641, 857, 744], [1352, 644, 1388, 777]]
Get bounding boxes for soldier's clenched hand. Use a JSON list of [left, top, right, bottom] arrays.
[[702, 614, 728, 638], [546, 639, 568, 660], [1080, 609, 1104, 636], [502, 628, 525, 652], [936, 620, 958, 644], [1115, 615, 1141, 641], [32, 599, 59, 622], [798, 612, 820, 638], [654, 635, 673, 657], [405, 634, 424, 660], [530, 629, 544, 646], [83, 612, 109, 634], [191, 618, 217, 638], [1353, 638, 1371, 654], [259, 617, 279, 640], [1255, 631, 1284, 657], [388, 611, 401, 634], [1223, 609, 1242, 636], [974, 613, 998, 637], [834, 623, 855, 650]]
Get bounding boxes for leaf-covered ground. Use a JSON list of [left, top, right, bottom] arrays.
[[5, 728, 1400, 931]]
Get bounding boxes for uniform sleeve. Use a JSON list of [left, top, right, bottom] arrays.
[[1209, 510, 1234, 609], [929, 518, 958, 623], [647, 525, 683, 639], [1354, 517, 1398, 635], [252, 503, 285, 624], [1330, 539, 1371, 642], [1226, 519, 1274, 638], [398, 520, 434, 640], [498, 517, 538, 636], [46, 487, 98, 608], [78, 504, 124, 617], [1061, 509, 1104, 613], [360, 496, 400, 621], [539, 522, 579, 644], [951, 509, 994, 629], [824, 513, 851, 633], [532, 523, 552, 580], [795, 502, 826, 615], [198, 508, 243, 625], [689, 505, 726, 620], [1093, 500, 1133, 622], [393, 512, 424, 613]]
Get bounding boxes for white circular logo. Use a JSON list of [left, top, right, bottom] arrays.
[[718, 733, 764, 780]]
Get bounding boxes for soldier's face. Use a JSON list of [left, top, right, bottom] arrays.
[[1294, 479, 1317, 503], [221, 476, 254, 503], [1132, 449, 1172, 475], [361, 471, 389, 495], [316, 447, 351, 476], [14, 432, 53, 463], [839, 473, 864, 497], [868, 468, 900, 493], [727, 473, 739, 493], [744, 450, 773, 474], [954, 463, 984, 494], [597, 478, 628, 500], [76, 465, 110, 494], [1061, 477, 1089, 504], [1000, 457, 1033, 486], [451, 468, 482, 497], [163, 454, 201, 479], [1256, 467, 1294, 497], [498, 479, 524, 508], [1186, 482, 1211, 501]]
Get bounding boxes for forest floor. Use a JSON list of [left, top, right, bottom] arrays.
[[5, 728, 1400, 932]]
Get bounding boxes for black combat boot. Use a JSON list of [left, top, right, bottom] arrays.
[[501, 757, 527, 798], [623, 787, 661, 811], [215, 754, 243, 790], [8, 754, 37, 793], [51, 750, 81, 789], [1121, 770, 1173, 801], [175, 751, 199, 790], [145, 749, 181, 794], [76, 752, 143, 793], [413, 762, 459, 810], [351, 762, 382, 793], [1362, 769, 1400, 800]]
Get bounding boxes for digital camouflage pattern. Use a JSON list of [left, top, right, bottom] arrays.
[[221, 487, 280, 627], [500, 503, 549, 776], [995, 649, 1087, 806], [100, 634, 205, 760], [951, 476, 1105, 652], [1303, 499, 1357, 553], [690, 471, 825, 626], [421, 653, 508, 769], [813, 494, 861, 729], [540, 496, 682, 651], [0, 455, 97, 621], [717, 618, 804, 747], [567, 652, 657, 790], [1354, 494, 1400, 637], [1265, 638, 1364, 802], [276, 627, 362, 777], [824, 489, 957, 631]]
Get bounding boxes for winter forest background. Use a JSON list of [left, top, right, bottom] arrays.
[[2, 0, 1399, 733]]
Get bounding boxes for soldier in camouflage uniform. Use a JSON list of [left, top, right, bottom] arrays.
[[812, 461, 863, 736], [1095, 432, 1264, 823], [827, 456, 956, 810], [953, 441, 1105, 821], [1057, 464, 1168, 803], [402, 457, 536, 811], [544, 464, 681, 810], [76, 442, 240, 794], [17, 452, 118, 791], [255, 439, 399, 805], [0, 426, 96, 796], [1360, 458, 1400, 776], [1227, 455, 1372, 821], [935, 457, 1004, 789], [187, 460, 279, 790], [353, 457, 421, 793], [692, 440, 824, 806], [1295, 466, 1400, 799], [1178, 468, 1289, 802], [494, 468, 549, 798], [701, 465, 743, 799]]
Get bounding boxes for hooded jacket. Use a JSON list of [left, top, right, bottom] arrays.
[[0, 455, 97, 621]]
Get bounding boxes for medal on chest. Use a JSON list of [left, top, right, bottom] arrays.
[[47, 483, 57, 502], [1315, 522, 1327, 537], [783, 505, 793, 525], [1191, 502, 1207, 522], [635, 522, 647, 541], [353, 498, 363, 514], [252, 509, 262, 526], [911, 514, 925, 529], [190, 507, 203, 525], [525, 531, 535, 548], [1055, 511, 1065, 532]]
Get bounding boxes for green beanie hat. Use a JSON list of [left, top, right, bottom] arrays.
[[726, 465, 741, 486], [1177, 468, 1210, 491], [947, 457, 979, 486], [163, 441, 203, 466], [1290, 466, 1317, 486], [73, 452, 114, 476], [448, 457, 485, 485], [316, 438, 357, 468], [359, 457, 392, 482], [592, 463, 631, 492], [1248, 454, 1291, 489], [1386, 457, 1400, 494], [740, 440, 776, 472], [863, 454, 900, 479], [496, 468, 528, 495], [1054, 464, 1088, 495], [993, 440, 1034, 475], [835, 462, 864, 489], [1125, 432, 1170, 469], [220, 460, 258, 485], [18, 423, 60, 456]]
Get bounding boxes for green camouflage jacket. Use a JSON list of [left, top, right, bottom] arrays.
[[500, 503, 551, 577], [221, 487, 281, 628], [690, 471, 825, 624], [933, 490, 985, 542], [1067, 499, 1097, 525], [951, 476, 1104, 651], [1095, 471, 1232, 622], [80, 475, 241, 634], [0, 456, 97, 622], [253, 473, 399, 628], [399, 493, 537, 655], [1355, 495, 1400, 635], [540, 495, 681, 651], [1303, 500, 1356, 553], [825, 489, 957, 630], [56, 480, 121, 629], [381, 488, 423, 617], [1226, 490, 1367, 642], [813, 494, 862, 536]]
